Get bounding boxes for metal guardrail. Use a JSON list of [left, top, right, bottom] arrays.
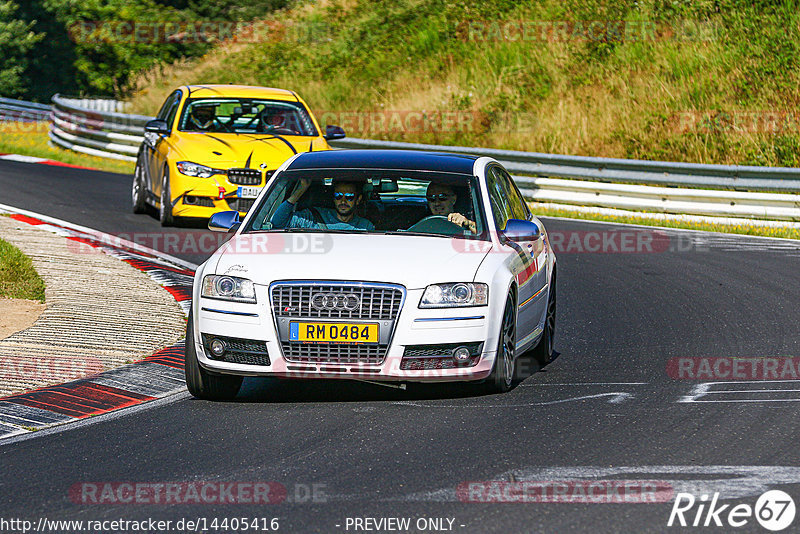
[[3, 96, 800, 221], [47, 94, 151, 162], [330, 137, 800, 193], [0, 97, 50, 122]]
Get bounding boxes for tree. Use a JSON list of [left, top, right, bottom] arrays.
[[0, 1, 43, 98]]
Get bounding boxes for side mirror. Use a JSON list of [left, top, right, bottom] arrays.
[[502, 219, 541, 242], [208, 211, 241, 233], [144, 119, 170, 134], [324, 124, 346, 140]]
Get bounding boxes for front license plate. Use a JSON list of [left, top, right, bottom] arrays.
[[237, 186, 262, 199], [289, 322, 379, 344]]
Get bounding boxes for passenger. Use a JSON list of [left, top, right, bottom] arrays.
[[426, 183, 477, 233], [271, 178, 375, 231]]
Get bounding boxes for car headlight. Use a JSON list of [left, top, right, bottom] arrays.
[[201, 275, 256, 303], [176, 161, 222, 178], [419, 283, 488, 308]]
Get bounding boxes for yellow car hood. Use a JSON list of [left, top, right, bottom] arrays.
[[173, 132, 326, 170]]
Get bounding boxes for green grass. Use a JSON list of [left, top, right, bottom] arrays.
[[531, 204, 800, 241], [127, 0, 800, 167], [0, 237, 46, 302], [0, 122, 134, 175]]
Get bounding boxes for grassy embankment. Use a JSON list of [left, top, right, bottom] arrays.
[[125, 0, 800, 238], [0, 236, 45, 302], [129, 0, 800, 166]]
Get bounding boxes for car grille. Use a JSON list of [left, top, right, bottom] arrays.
[[202, 334, 271, 366], [227, 198, 256, 213], [281, 343, 384, 365], [271, 282, 405, 365], [271, 283, 404, 320], [227, 168, 262, 185]]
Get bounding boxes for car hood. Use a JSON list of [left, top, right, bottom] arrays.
[[173, 132, 327, 170], [209, 233, 491, 290]]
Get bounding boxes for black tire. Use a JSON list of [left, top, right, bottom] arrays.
[[159, 168, 174, 227], [530, 269, 557, 366], [184, 310, 243, 400], [486, 293, 517, 393], [132, 158, 147, 214]]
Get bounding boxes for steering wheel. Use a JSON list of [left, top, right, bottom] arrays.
[[406, 215, 463, 235], [214, 118, 234, 133], [272, 127, 300, 135]]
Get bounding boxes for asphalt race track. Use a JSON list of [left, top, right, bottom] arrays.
[[2, 159, 800, 533]]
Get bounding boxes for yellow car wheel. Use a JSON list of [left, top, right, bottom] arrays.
[[132, 158, 147, 214], [159, 168, 175, 227]]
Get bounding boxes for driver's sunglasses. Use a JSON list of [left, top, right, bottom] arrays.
[[427, 193, 451, 202], [333, 192, 357, 201]]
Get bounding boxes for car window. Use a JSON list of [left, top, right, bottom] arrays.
[[178, 98, 318, 135], [244, 170, 488, 239], [164, 93, 182, 130], [157, 91, 181, 123], [496, 166, 531, 221], [486, 166, 514, 230]]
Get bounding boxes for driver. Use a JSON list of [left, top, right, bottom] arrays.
[[264, 111, 286, 129], [188, 103, 217, 131], [271, 178, 375, 231], [426, 183, 477, 233]]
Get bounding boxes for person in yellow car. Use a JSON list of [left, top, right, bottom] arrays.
[[188, 104, 218, 131]]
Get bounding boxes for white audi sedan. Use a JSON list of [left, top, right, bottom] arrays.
[[186, 149, 556, 399]]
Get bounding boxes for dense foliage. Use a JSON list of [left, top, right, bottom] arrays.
[[5, 0, 287, 101]]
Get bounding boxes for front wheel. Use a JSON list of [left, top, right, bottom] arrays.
[[159, 168, 174, 226], [184, 310, 242, 400], [132, 159, 147, 214], [485, 293, 517, 393]]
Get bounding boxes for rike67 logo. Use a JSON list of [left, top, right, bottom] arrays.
[[668, 490, 796, 531]]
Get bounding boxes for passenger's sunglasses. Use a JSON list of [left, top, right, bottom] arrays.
[[426, 193, 451, 202], [333, 192, 357, 201]]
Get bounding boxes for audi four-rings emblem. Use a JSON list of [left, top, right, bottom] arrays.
[[311, 292, 361, 311]]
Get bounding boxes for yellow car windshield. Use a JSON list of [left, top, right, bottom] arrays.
[[179, 98, 318, 136]]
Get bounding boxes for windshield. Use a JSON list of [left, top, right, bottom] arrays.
[[243, 169, 488, 238], [178, 98, 318, 135]]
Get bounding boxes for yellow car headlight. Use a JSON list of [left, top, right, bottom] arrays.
[[177, 161, 223, 178]]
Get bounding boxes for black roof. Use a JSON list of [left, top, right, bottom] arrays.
[[286, 149, 479, 175]]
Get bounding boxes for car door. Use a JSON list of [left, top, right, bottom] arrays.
[[488, 165, 548, 348], [145, 90, 182, 197]]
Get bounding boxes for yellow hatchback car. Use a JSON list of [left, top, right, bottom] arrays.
[[132, 85, 345, 225]]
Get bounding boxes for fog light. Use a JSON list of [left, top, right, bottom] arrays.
[[210, 338, 226, 357], [453, 346, 471, 363]]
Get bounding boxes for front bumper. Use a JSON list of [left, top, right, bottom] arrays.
[[194, 286, 496, 382], [169, 166, 271, 217]]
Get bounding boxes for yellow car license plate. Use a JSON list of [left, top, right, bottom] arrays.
[[289, 322, 379, 344]]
